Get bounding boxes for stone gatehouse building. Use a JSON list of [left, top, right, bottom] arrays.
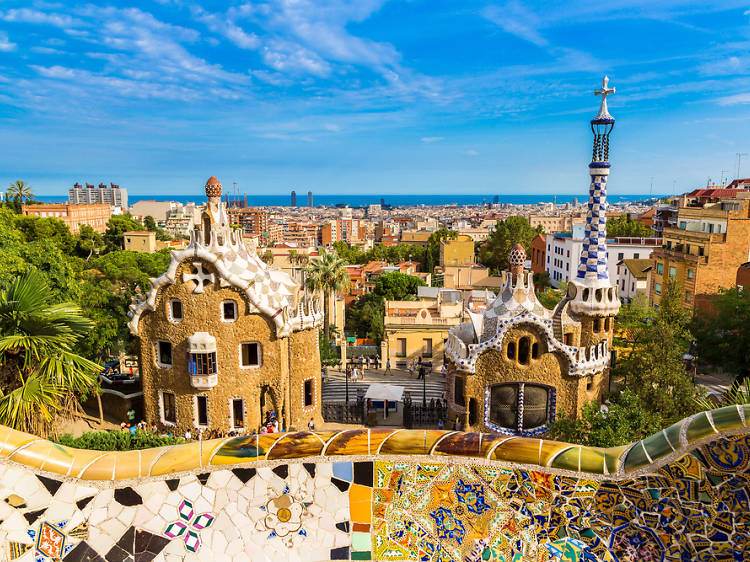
[[444, 78, 621, 435], [128, 177, 324, 435]]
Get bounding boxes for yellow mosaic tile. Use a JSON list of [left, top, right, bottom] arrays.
[[492, 438, 542, 466], [149, 441, 203, 476]]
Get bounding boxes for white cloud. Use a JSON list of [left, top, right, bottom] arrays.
[[482, 2, 548, 47], [465, 149, 479, 156], [262, 39, 331, 76], [716, 92, 750, 105], [0, 8, 79, 27], [0, 32, 16, 52], [192, 7, 260, 49], [421, 136, 444, 143]]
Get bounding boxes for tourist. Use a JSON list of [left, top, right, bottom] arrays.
[[437, 418, 444, 430], [184, 428, 192, 440], [352, 366, 359, 382], [385, 359, 391, 375], [129, 424, 136, 436], [126, 407, 136, 424], [308, 418, 315, 431], [260, 425, 268, 434], [120, 422, 127, 432], [441, 364, 446, 378], [408, 360, 415, 377], [273, 419, 279, 433], [150, 422, 157, 433]]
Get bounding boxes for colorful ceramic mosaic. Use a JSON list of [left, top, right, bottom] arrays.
[[0, 406, 746, 560]]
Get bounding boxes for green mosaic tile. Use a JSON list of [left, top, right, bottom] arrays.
[[743, 405, 750, 425], [623, 442, 650, 473], [686, 412, 717, 443], [710, 405, 744, 431], [351, 532, 370, 551], [663, 420, 683, 450], [641, 431, 674, 462], [549, 446, 580, 472], [351, 551, 372, 560]]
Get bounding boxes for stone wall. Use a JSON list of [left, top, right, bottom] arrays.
[[136, 259, 321, 435], [0, 405, 747, 561]]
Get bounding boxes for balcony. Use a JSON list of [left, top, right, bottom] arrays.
[[190, 373, 218, 390]]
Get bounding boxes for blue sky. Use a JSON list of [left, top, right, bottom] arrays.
[[1, 1, 750, 196]]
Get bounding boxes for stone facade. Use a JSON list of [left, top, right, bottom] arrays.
[[129, 177, 323, 435]]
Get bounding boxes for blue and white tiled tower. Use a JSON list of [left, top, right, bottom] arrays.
[[568, 77, 621, 317]]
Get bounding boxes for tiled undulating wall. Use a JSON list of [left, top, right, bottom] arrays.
[[0, 405, 748, 561]]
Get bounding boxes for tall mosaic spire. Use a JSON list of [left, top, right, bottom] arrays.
[[577, 76, 615, 281], [568, 77, 621, 317]]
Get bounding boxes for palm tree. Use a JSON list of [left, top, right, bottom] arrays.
[[0, 271, 100, 436], [305, 249, 350, 340], [7, 181, 34, 204]]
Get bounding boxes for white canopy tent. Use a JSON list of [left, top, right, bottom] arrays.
[[364, 384, 405, 402]]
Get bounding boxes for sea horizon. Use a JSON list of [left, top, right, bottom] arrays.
[[36, 193, 661, 208]]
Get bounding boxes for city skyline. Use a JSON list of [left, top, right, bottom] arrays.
[[2, 1, 750, 196]]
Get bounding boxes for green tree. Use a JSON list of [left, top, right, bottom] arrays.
[[143, 215, 157, 231], [478, 217, 542, 273], [13, 214, 76, 253], [345, 293, 385, 343], [7, 181, 33, 204], [104, 215, 143, 252], [318, 329, 341, 367], [0, 271, 100, 436], [373, 271, 426, 300], [606, 214, 653, 238], [691, 287, 750, 380], [75, 224, 105, 261], [613, 279, 699, 423], [548, 389, 664, 447], [305, 249, 351, 340]]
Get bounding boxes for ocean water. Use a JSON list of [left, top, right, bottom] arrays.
[[37, 193, 657, 207]]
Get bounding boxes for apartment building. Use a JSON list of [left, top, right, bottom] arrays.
[[616, 258, 651, 302], [69, 182, 128, 210], [545, 224, 661, 287], [22, 203, 110, 233], [439, 234, 475, 266], [383, 287, 464, 369], [530, 233, 546, 275], [649, 195, 750, 311]]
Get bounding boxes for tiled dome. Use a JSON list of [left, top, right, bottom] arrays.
[[509, 244, 526, 268], [205, 176, 222, 198]]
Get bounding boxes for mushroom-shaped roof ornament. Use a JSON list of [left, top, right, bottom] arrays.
[[205, 176, 222, 198]]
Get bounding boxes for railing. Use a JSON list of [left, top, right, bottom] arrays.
[[322, 402, 365, 425], [403, 403, 447, 428], [384, 316, 457, 326]]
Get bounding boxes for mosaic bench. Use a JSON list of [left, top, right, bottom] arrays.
[[0, 405, 748, 561]]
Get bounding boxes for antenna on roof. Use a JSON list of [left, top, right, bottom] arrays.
[[737, 153, 748, 179], [720, 170, 729, 186]]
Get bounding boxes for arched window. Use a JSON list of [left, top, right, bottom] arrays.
[[531, 342, 540, 359], [593, 318, 601, 332], [488, 383, 553, 434], [506, 341, 516, 361], [518, 337, 531, 365]]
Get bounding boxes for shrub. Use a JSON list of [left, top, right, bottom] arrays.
[[55, 429, 186, 451]]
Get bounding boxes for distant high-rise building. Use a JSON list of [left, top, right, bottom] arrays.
[[307, 191, 313, 207], [573, 197, 579, 206], [69, 182, 128, 210], [291, 190, 296, 206], [381, 198, 385, 206]]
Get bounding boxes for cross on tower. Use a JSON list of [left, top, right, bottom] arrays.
[[594, 75, 615, 119], [182, 262, 215, 293]]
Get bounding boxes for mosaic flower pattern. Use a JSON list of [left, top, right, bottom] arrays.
[[259, 491, 306, 545], [164, 498, 215, 553]]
